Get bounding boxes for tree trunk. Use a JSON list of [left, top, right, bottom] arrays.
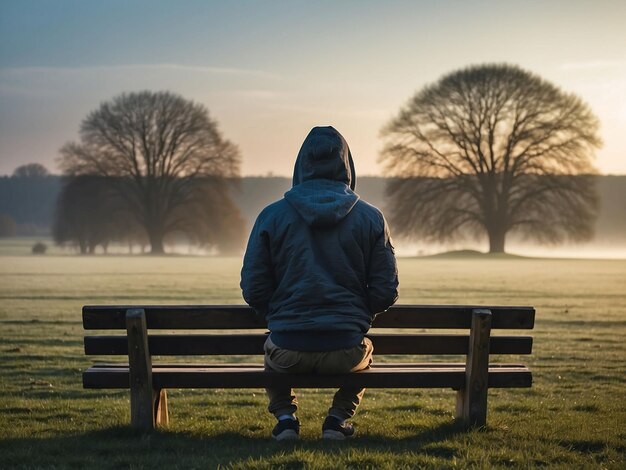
[[488, 228, 506, 253], [148, 230, 165, 254]]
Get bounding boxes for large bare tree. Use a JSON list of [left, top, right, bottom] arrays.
[[59, 91, 241, 253], [380, 64, 601, 253]]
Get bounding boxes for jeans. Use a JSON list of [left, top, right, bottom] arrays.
[[264, 336, 374, 420]]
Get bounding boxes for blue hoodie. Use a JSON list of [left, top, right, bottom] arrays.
[[240, 126, 398, 351]]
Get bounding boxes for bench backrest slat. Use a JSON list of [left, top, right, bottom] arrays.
[[84, 333, 533, 356], [83, 305, 535, 330]]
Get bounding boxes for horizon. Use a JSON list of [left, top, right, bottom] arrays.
[[1, 0, 626, 177]]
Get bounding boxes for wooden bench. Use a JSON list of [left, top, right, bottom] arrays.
[[82, 305, 534, 431]]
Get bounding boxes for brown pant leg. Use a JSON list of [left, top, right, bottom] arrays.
[[264, 337, 314, 418], [318, 338, 374, 420]]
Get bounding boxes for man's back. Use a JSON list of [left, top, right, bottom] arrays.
[[241, 126, 398, 351]]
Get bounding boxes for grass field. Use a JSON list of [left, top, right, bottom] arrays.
[[0, 244, 625, 468]]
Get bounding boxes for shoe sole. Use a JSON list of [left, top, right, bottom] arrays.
[[273, 429, 299, 441], [322, 429, 354, 440]]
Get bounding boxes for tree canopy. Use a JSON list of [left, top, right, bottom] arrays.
[[380, 64, 601, 253]]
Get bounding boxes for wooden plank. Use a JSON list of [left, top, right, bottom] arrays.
[[89, 362, 529, 369], [83, 304, 535, 330], [83, 305, 264, 330], [373, 305, 534, 329], [126, 309, 154, 431], [84, 333, 533, 356], [458, 309, 492, 427], [82, 365, 532, 390]]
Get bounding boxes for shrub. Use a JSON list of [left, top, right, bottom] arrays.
[[32, 242, 47, 254]]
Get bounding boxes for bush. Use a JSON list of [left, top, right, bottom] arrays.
[[32, 242, 47, 254]]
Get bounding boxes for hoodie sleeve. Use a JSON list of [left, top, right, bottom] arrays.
[[240, 214, 275, 319], [367, 216, 399, 318]]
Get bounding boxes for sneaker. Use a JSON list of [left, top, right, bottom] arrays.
[[272, 418, 300, 441], [322, 416, 355, 440]]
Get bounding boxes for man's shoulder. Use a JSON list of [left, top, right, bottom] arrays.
[[349, 199, 387, 235], [353, 199, 385, 219]]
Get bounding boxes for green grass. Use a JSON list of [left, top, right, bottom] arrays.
[[0, 245, 625, 468]]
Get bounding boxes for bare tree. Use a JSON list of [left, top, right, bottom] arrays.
[[380, 64, 601, 253], [59, 91, 241, 253]]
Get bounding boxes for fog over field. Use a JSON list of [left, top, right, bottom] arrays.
[[234, 176, 626, 259], [1, 175, 625, 258]]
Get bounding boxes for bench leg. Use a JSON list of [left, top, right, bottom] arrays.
[[127, 309, 155, 431], [457, 309, 492, 428], [154, 388, 169, 427]]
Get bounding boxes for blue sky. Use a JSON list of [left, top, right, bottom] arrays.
[[1, 0, 625, 176]]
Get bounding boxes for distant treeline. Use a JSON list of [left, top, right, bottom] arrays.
[[1, 174, 625, 242], [0, 175, 61, 234]]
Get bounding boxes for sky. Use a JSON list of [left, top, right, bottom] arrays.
[[1, 0, 625, 177]]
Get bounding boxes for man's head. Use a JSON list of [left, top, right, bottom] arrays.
[[292, 126, 356, 190]]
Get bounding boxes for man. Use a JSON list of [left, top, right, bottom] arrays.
[[241, 126, 398, 440]]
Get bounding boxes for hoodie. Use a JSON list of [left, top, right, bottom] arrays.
[[240, 126, 398, 351]]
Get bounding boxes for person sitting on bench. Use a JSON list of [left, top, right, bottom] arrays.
[[240, 126, 399, 440]]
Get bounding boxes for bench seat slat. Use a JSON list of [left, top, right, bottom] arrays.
[[90, 362, 528, 369], [83, 305, 535, 330], [84, 333, 533, 356], [83, 364, 532, 389]]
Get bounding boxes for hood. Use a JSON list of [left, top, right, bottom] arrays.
[[291, 126, 356, 190], [285, 127, 359, 227]]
